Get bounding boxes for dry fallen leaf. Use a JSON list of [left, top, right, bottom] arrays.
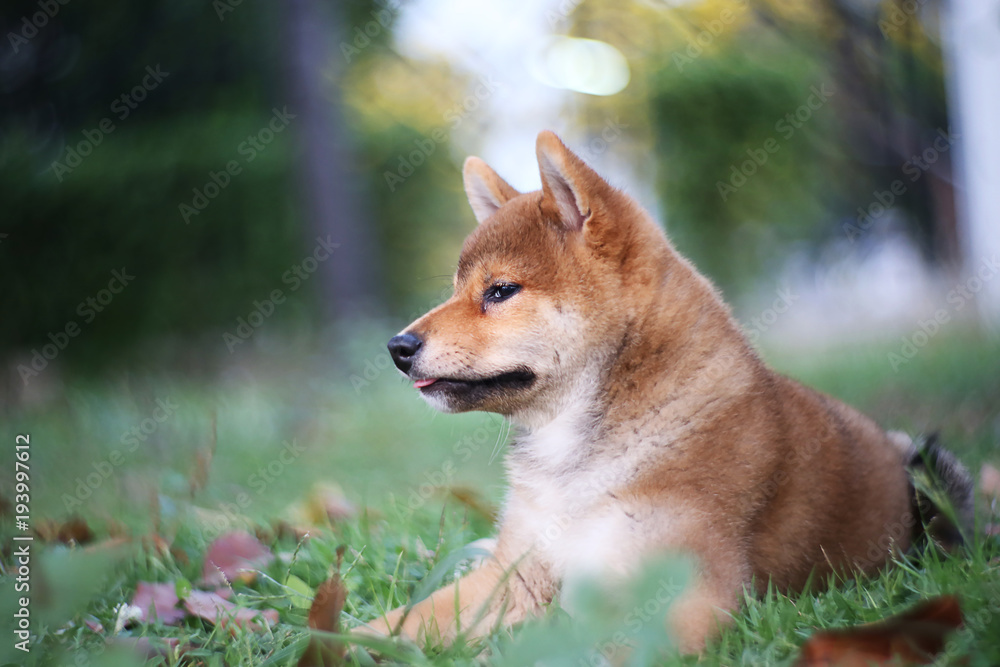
[[795, 595, 963, 667], [140, 532, 173, 562], [298, 545, 348, 667], [263, 519, 312, 543], [131, 581, 185, 625], [33, 518, 62, 542], [183, 589, 279, 633], [310, 483, 358, 523], [105, 518, 130, 539], [283, 483, 358, 535], [33, 516, 94, 545], [201, 530, 275, 586], [188, 409, 217, 497], [58, 516, 95, 544]]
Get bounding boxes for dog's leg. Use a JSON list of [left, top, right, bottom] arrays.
[[666, 547, 749, 654], [366, 555, 537, 644], [363, 536, 555, 645]]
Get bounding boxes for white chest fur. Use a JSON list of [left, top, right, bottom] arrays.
[[507, 479, 638, 580], [502, 411, 641, 580]]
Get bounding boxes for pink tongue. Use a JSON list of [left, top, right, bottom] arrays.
[[414, 378, 438, 389]]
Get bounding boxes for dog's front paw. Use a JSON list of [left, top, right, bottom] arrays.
[[356, 607, 414, 641], [355, 616, 391, 638]]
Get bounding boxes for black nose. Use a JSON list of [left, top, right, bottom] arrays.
[[387, 332, 422, 373]]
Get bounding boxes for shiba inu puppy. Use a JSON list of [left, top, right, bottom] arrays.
[[373, 131, 972, 653]]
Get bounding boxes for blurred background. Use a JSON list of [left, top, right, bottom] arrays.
[[1, 0, 998, 528]]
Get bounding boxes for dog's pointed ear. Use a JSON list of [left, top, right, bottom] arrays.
[[536, 131, 608, 231], [463, 156, 521, 223]]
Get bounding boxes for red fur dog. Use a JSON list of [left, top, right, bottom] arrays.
[[373, 131, 972, 653]]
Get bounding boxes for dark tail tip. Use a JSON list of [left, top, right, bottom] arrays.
[[907, 433, 975, 549]]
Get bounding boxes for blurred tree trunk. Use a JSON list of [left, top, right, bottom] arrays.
[[282, 0, 383, 321], [752, 0, 960, 267], [822, 0, 960, 266]]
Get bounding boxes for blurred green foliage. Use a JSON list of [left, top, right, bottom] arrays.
[[2, 1, 303, 369], [1, 0, 954, 368], [570, 0, 952, 296], [650, 48, 835, 292]]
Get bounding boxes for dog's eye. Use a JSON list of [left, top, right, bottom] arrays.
[[485, 283, 521, 303]]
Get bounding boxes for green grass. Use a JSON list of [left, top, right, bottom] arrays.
[[1, 327, 998, 666]]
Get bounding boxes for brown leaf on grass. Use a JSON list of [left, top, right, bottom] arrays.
[[301, 483, 358, 524], [33, 516, 94, 545], [33, 518, 62, 542], [58, 516, 95, 544], [201, 530, 275, 586], [298, 545, 348, 667], [141, 532, 173, 560], [131, 581, 185, 625], [448, 485, 498, 523], [83, 616, 104, 633], [170, 545, 191, 566], [261, 520, 312, 544], [795, 595, 963, 667], [283, 483, 358, 536], [188, 409, 217, 497], [307, 570, 347, 634], [183, 589, 279, 633], [140, 521, 188, 568], [104, 518, 130, 540]]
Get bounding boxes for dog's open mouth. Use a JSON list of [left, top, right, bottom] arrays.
[[413, 368, 536, 395]]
